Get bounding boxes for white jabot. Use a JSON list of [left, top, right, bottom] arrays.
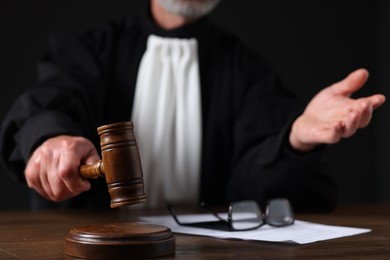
[[131, 35, 202, 208]]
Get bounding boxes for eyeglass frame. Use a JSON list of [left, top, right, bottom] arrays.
[[168, 198, 294, 232]]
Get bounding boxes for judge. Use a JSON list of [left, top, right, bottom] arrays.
[[0, 0, 385, 211]]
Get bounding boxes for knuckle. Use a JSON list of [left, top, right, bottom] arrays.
[[24, 166, 38, 186], [359, 99, 369, 107], [358, 100, 371, 113], [59, 138, 77, 150], [50, 188, 68, 202], [50, 194, 64, 202], [57, 167, 73, 179], [24, 167, 33, 179], [36, 142, 53, 157], [59, 136, 89, 153], [349, 111, 360, 122], [39, 144, 51, 155]]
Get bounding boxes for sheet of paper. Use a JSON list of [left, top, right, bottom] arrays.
[[139, 214, 371, 244]]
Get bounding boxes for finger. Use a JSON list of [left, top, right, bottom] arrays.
[[39, 150, 58, 200], [47, 173, 75, 202], [46, 156, 74, 202], [369, 94, 386, 110], [30, 178, 52, 201], [323, 121, 344, 144], [24, 154, 40, 189], [40, 165, 57, 201], [25, 153, 53, 201], [352, 96, 383, 128], [356, 98, 375, 128], [331, 68, 369, 96], [58, 150, 91, 194], [341, 110, 361, 138]]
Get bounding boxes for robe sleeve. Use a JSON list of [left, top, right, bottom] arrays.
[[224, 43, 337, 212], [0, 28, 114, 182]]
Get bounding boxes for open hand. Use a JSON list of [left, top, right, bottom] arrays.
[[289, 68, 385, 152]]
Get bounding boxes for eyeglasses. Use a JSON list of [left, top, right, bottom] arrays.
[[168, 198, 294, 231]]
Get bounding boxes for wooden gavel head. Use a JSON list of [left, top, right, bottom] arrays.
[[80, 121, 147, 208]]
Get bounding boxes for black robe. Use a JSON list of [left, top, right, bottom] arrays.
[[0, 7, 337, 211]]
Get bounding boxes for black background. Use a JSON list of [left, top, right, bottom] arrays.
[[1, 0, 389, 209]]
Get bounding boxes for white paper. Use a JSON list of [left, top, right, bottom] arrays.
[[139, 214, 371, 244]]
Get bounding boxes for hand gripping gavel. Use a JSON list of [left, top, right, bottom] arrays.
[[79, 121, 147, 208]]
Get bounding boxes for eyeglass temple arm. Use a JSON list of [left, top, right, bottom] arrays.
[[200, 202, 228, 222], [167, 205, 184, 225]]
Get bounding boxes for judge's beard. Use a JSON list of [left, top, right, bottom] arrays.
[[157, 0, 220, 19]]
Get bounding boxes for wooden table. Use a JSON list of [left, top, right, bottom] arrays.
[[0, 204, 390, 259]]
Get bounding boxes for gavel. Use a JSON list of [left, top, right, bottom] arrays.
[[79, 121, 147, 208], [65, 121, 175, 259]]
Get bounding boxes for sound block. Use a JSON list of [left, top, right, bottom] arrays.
[[65, 222, 175, 259]]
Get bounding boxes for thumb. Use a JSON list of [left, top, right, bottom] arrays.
[[76, 138, 100, 165], [332, 68, 369, 96], [84, 149, 101, 165]]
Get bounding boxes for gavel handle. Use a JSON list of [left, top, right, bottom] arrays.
[[79, 160, 105, 179]]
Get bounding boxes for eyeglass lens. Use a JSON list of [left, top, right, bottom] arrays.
[[230, 200, 263, 230], [265, 198, 294, 227]]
